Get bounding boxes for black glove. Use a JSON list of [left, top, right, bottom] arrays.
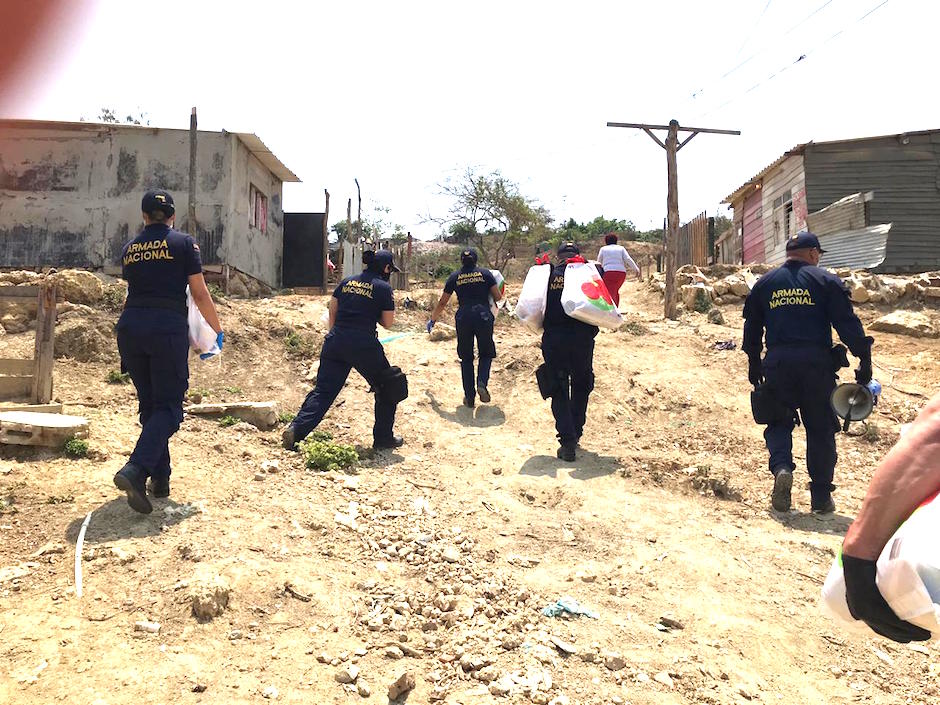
[[748, 356, 763, 388], [842, 553, 931, 643], [855, 358, 873, 385]]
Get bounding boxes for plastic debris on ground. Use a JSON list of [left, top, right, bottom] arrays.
[[541, 596, 599, 619]]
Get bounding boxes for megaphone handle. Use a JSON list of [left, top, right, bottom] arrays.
[[842, 416, 851, 433]]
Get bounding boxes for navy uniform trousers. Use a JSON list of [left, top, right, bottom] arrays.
[[541, 327, 595, 445], [455, 304, 496, 401], [293, 328, 396, 442], [116, 311, 189, 481], [762, 347, 839, 505]]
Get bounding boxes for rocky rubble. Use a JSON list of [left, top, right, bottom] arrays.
[[0, 270, 127, 334], [649, 264, 940, 312], [305, 468, 696, 704]]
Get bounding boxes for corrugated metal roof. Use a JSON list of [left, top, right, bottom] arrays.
[[723, 128, 940, 206], [721, 143, 809, 204], [233, 132, 300, 183], [817, 223, 892, 270]]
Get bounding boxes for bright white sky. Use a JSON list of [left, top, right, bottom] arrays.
[[8, 0, 939, 239]]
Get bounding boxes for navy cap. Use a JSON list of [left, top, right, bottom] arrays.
[[372, 249, 400, 273], [141, 189, 175, 216], [786, 231, 825, 253], [557, 241, 580, 257], [461, 248, 478, 265]]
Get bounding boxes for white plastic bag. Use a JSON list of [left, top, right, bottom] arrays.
[[187, 286, 221, 357], [821, 491, 940, 636], [489, 269, 506, 317], [561, 261, 623, 330], [515, 264, 551, 332]]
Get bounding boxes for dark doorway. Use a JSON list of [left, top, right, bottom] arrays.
[[282, 212, 326, 288]]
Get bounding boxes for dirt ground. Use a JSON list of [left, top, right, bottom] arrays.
[[1, 277, 939, 705]]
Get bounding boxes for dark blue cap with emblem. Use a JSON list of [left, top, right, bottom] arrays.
[[786, 231, 825, 253], [370, 249, 401, 273], [461, 248, 478, 266], [141, 189, 175, 217]]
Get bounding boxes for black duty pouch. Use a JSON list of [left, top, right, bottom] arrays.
[[830, 344, 850, 372], [535, 363, 556, 400], [375, 366, 409, 404], [750, 383, 792, 425]]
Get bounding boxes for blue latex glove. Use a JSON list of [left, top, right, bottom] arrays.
[[426, 320, 435, 334], [200, 331, 224, 360]]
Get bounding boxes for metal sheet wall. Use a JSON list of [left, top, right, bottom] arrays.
[[742, 188, 764, 263], [803, 133, 940, 272]]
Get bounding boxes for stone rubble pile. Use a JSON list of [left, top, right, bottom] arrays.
[[310, 469, 678, 703], [648, 264, 940, 313]]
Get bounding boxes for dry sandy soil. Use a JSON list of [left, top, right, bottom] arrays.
[[1, 277, 939, 705]]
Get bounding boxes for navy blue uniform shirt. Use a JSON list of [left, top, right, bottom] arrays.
[[332, 270, 395, 334], [119, 223, 202, 333], [743, 259, 868, 358], [122, 223, 202, 305], [542, 261, 600, 336], [443, 266, 496, 307]]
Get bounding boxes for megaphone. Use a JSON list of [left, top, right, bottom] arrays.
[[831, 380, 881, 432]]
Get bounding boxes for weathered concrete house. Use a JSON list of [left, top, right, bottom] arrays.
[[0, 119, 300, 288], [721, 129, 940, 272]]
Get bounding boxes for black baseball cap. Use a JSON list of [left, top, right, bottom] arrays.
[[557, 241, 580, 257], [141, 189, 175, 216], [461, 248, 478, 265], [786, 231, 825, 253], [372, 250, 401, 273]]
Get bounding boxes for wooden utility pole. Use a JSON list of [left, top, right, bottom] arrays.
[[354, 178, 362, 241], [606, 119, 740, 319], [188, 107, 197, 234], [322, 189, 331, 295], [346, 198, 353, 242]]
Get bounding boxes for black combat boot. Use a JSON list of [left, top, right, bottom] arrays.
[[373, 434, 404, 450], [149, 476, 170, 499], [771, 467, 793, 512], [113, 462, 153, 514]]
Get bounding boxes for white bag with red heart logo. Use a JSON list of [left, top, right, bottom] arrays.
[[561, 261, 623, 330]]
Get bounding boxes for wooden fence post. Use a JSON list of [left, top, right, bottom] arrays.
[[32, 281, 56, 404]]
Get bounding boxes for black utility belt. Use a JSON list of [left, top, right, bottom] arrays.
[[124, 297, 186, 317], [766, 342, 829, 351]]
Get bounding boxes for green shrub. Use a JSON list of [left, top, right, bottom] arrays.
[[224, 386, 242, 395], [106, 369, 131, 384], [189, 387, 211, 401], [692, 290, 712, 314], [433, 264, 455, 279], [278, 411, 296, 425], [298, 438, 358, 473], [46, 494, 75, 504], [308, 429, 333, 442], [622, 321, 649, 336], [218, 415, 240, 427], [207, 283, 225, 302], [284, 329, 317, 357], [860, 422, 880, 444], [64, 437, 89, 458]]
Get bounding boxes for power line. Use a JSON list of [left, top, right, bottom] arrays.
[[719, 0, 834, 81], [685, 0, 838, 114], [696, 0, 893, 119], [730, 0, 775, 61]]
